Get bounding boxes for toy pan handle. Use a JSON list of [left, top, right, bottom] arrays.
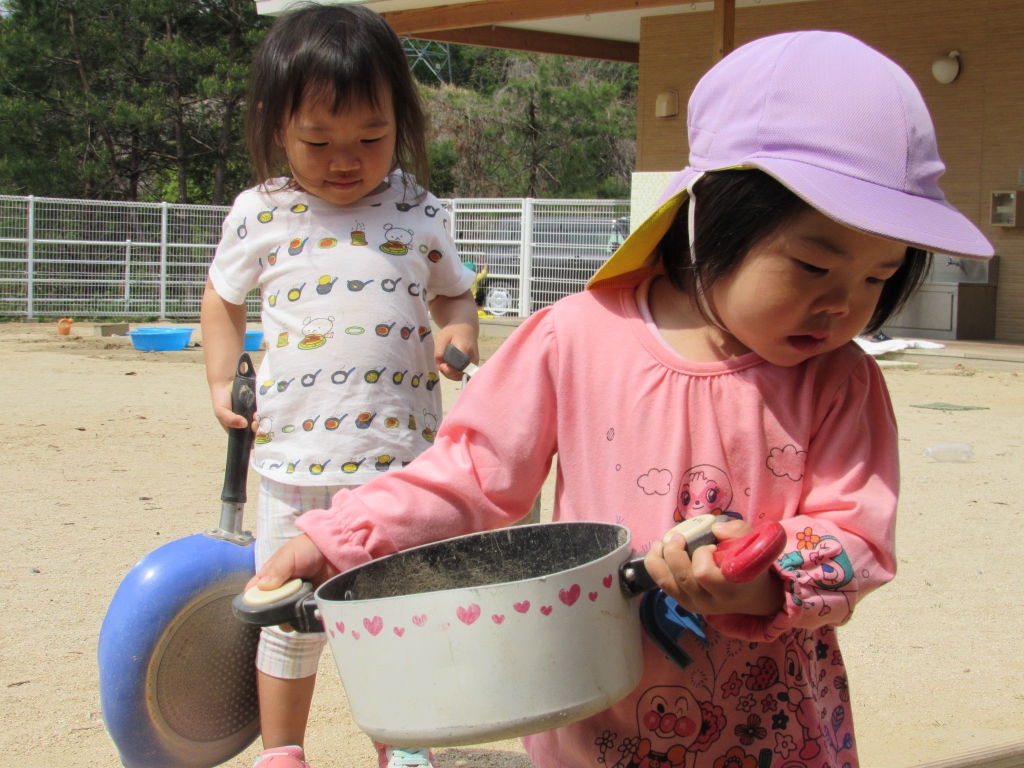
[[221, 353, 257, 504], [232, 582, 324, 633], [619, 521, 786, 597]]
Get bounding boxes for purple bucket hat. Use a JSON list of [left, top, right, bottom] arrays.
[[590, 31, 993, 287]]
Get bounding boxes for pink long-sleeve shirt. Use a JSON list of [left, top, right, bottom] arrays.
[[298, 278, 899, 768]]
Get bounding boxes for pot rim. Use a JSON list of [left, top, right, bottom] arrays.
[[314, 521, 632, 607]]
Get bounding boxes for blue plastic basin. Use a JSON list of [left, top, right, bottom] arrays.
[[244, 330, 264, 351], [127, 328, 194, 351]]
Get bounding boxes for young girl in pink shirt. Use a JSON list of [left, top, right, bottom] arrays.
[[249, 31, 993, 768]]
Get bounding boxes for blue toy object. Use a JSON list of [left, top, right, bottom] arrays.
[[244, 329, 264, 351], [639, 589, 708, 672], [126, 328, 194, 351], [98, 355, 261, 767]]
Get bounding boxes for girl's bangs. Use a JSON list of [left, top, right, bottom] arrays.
[[288, 45, 389, 117]]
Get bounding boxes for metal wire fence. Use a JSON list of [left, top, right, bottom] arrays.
[[0, 195, 629, 320]]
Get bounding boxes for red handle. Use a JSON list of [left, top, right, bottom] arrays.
[[712, 522, 787, 584]]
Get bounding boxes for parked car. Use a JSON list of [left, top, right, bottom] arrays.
[[461, 214, 630, 315]]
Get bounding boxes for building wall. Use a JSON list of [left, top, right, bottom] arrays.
[[637, 0, 1024, 342]]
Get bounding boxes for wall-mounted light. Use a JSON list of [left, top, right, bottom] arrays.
[[932, 51, 961, 84], [655, 90, 679, 118]]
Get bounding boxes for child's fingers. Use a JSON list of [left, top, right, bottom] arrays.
[[711, 518, 752, 541], [215, 405, 249, 431], [249, 534, 332, 593]]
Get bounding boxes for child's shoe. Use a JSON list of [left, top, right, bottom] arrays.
[[253, 745, 310, 768], [376, 744, 436, 768]]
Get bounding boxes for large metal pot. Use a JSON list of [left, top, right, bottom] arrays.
[[240, 522, 643, 747], [233, 517, 785, 747]]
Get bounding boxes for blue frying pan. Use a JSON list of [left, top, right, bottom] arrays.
[[99, 354, 262, 768]]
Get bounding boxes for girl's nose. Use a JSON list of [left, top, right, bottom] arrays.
[[329, 152, 360, 172], [814, 283, 851, 317]]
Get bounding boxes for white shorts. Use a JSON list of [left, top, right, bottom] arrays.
[[254, 477, 351, 680]]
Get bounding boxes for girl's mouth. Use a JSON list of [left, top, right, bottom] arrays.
[[326, 178, 360, 191], [787, 334, 827, 354]]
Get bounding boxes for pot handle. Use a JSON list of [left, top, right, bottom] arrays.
[[231, 582, 324, 633], [222, 353, 257, 505], [443, 343, 479, 378], [618, 521, 787, 598]]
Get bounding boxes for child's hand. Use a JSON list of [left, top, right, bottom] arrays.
[[643, 520, 785, 617], [210, 378, 254, 432], [245, 534, 338, 591], [430, 290, 480, 380], [434, 323, 480, 380]]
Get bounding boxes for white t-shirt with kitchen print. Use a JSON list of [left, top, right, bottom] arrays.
[[208, 172, 475, 486]]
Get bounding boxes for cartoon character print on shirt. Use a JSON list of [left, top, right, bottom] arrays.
[[595, 685, 726, 768], [380, 224, 413, 255], [298, 316, 334, 350], [255, 417, 273, 444], [777, 529, 857, 621], [421, 411, 438, 443], [674, 465, 742, 522], [780, 632, 853, 764]]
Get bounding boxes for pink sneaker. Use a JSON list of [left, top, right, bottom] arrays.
[[253, 745, 310, 768], [375, 743, 436, 768]]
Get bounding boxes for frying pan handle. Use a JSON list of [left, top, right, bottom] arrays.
[[232, 582, 324, 633], [222, 353, 257, 504], [618, 522, 787, 597]]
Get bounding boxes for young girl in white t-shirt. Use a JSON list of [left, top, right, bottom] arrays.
[[200, 6, 478, 768]]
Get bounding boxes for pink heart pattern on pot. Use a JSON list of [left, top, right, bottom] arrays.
[[559, 584, 581, 607], [456, 604, 481, 625], [335, 576, 619, 634]]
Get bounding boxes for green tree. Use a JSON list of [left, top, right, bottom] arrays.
[[0, 0, 267, 203], [423, 48, 636, 199]]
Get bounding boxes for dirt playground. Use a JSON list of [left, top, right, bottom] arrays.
[[0, 321, 1021, 768]]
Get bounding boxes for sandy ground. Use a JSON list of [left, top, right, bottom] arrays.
[[0, 321, 1021, 768]]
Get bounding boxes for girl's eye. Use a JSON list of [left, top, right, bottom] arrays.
[[866, 276, 887, 286], [361, 137, 384, 144], [798, 260, 828, 275], [304, 141, 328, 147]]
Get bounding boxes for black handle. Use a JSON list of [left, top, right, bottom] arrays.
[[619, 555, 659, 597], [231, 582, 324, 633], [443, 343, 471, 372], [221, 353, 257, 504]]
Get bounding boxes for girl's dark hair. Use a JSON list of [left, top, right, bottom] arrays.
[[244, 3, 429, 196], [659, 169, 931, 335]]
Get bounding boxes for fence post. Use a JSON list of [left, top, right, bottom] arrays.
[[25, 195, 35, 320], [518, 198, 534, 317], [124, 239, 132, 310], [158, 202, 168, 320], [449, 199, 458, 254]]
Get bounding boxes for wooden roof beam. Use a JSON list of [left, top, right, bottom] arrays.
[[384, 0, 687, 36], [712, 0, 735, 62], [409, 26, 639, 63]]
